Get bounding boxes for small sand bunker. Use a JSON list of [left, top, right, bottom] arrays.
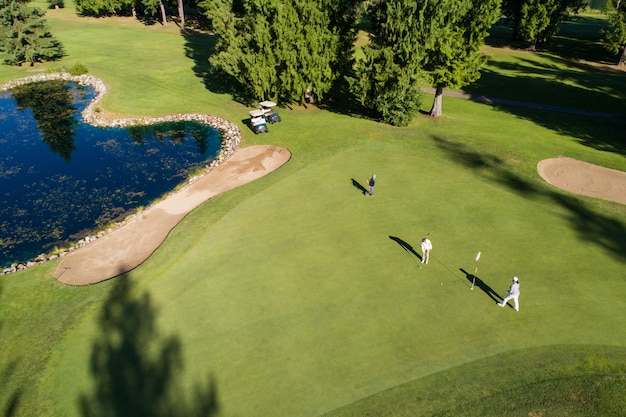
[[537, 157, 626, 205]]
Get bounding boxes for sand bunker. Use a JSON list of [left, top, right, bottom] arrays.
[[54, 145, 291, 286], [537, 157, 626, 205]]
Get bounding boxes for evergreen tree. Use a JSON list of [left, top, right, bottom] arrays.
[[601, 0, 626, 66], [351, 0, 425, 126], [73, 0, 133, 15], [352, 0, 500, 122], [142, 0, 168, 25], [0, 0, 64, 66], [424, 0, 501, 117], [502, 0, 585, 50], [201, 0, 359, 104]]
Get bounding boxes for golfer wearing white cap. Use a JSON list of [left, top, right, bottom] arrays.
[[498, 276, 520, 311]]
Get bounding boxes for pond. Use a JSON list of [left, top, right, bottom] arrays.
[[0, 80, 222, 267]]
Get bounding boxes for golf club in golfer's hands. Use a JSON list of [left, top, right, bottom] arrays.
[[471, 251, 481, 290]]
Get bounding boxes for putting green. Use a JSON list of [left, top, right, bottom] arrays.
[[40, 143, 626, 417]]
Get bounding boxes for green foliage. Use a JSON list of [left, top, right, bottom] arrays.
[[351, 0, 500, 122], [47, 0, 63, 8], [69, 62, 89, 75], [502, 0, 587, 49], [201, 0, 359, 103], [420, 0, 501, 90], [43, 63, 88, 74], [600, 0, 626, 65], [73, 0, 133, 16], [0, 0, 64, 66]]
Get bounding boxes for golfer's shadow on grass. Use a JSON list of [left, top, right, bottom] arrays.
[[389, 236, 423, 263], [351, 178, 369, 196], [460, 268, 502, 303]]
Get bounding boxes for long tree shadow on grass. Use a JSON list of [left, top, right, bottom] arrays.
[[0, 284, 22, 417], [461, 58, 626, 157], [79, 277, 218, 417], [431, 135, 626, 263], [460, 268, 501, 304], [181, 28, 253, 105], [1, 361, 21, 417]]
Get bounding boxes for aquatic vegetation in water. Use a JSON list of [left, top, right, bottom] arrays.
[[0, 81, 222, 266]]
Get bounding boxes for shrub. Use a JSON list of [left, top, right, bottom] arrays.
[[69, 63, 88, 75]]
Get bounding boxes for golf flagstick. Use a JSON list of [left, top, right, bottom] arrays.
[[471, 251, 481, 290]]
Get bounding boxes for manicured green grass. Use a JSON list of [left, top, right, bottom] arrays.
[[1, 6, 626, 417]]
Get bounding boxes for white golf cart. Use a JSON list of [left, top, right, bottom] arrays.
[[259, 100, 281, 124], [249, 109, 269, 134]]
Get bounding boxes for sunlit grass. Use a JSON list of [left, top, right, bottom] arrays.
[[0, 5, 625, 417]]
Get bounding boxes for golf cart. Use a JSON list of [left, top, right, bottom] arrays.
[[249, 109, 269, 134], [259, 100, 281, 124]]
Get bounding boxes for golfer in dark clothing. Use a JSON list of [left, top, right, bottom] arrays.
[[368, 174, 376, 196]]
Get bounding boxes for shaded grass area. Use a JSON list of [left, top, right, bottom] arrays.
[[464, 52, 626, 118], [0, 263, 109, 416], [1, 6, 626, 417]]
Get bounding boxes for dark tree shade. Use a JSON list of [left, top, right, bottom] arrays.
[[0, 0, 64, 66]]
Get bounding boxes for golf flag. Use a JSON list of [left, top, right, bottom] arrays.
[[471, 251, 481, 290]]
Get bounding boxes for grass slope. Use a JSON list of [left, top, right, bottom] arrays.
[[1, 5, 626, 417]]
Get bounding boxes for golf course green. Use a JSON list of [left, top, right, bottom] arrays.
[[1, 3, 625, 416]]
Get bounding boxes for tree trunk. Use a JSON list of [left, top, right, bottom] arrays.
[[177, 0, 185, 29], [618, 45, 626, 67], [159, 0, 167, 26], [429, 86, 443, 118]]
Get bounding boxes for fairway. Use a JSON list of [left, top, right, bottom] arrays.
[[1, 4, 626, 417], [36, 135, 626, 416]]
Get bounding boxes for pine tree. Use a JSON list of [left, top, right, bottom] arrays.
[[0, 0, 64, 66], [73, 0, 134, 16], [502, 0, 585, 51], [424, 0, 501, 117], [352, 0, 500, 122], [201, 0, 358, 104], [351, 0, 425, 126], [601, 0, 626, 66]]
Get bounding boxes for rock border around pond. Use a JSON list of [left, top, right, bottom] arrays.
[[1, 72, 242, 274]]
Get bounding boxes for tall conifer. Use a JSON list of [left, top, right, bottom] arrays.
[[202, 0, 358, 103], [352, 0, 500, 122], [0, 0, 64, 66]]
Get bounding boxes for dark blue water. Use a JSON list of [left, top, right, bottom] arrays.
[[0, 81, 221, 267]]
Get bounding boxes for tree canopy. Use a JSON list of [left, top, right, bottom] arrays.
[[201, 0, 359, 104], [0, 0, 64, 66], [502, 0, 586, 50], [601, 0, 626, 66], [350, 0, 425, 126], [73, 0, 185, 26], [351, 0, 501, 123]]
